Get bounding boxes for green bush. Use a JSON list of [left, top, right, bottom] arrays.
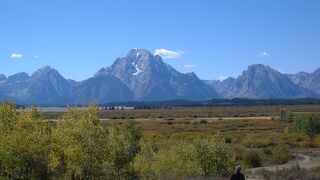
[[279, 109, 294, 122], [271, 145, 293, 164], [0, 103, 239, 179], [243, 151, 262, 168], [292, 115, 320, 137]]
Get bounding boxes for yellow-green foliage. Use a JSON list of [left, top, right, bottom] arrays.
[[135, 135, 235, 178], [279, 133, 313, 148], [106, 120, 142, 179], [52, 105, 108, 178], [0, 102, 17, 133], [241, 134, 275, 148], [1, 102, 318, 179], [270, 145, 293, 164], [0, 106, 51, 179]]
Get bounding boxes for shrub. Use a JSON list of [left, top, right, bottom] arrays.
[[241, 134, 275, 148], [199, 119, 208, 124], [52, 105, 108, 179], [107, 120, 142, 179], [279, 109, 294, 122], [0, 107, 51, 179], [270, 145, 293, 164], [243, 151, 262, 168], [194, 135, 236, 177], [292, 114, 320, 137]]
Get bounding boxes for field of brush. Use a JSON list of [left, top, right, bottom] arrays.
[[41, 105, 320, 179]]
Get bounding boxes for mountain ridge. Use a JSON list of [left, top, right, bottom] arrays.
[[206, 64, 317, 99], [0, 50, 319, 105]]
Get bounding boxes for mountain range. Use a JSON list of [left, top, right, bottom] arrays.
[[0, 49, 319, 105]]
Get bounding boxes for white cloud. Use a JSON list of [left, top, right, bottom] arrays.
[[11, 53, 23, 59], [218, 76, 228, 81], [257, 51, 271, 57], [184, 64, 195, 68], [154, 48, 184, 59], [34, 56, 40, 58]]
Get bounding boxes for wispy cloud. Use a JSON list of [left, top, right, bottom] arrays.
[[257, 51, 271, 57], [218, 76, 228, 81], [11, 53, 23, 59], [184, 64, 195, 68], [154, 48, 184, 59]]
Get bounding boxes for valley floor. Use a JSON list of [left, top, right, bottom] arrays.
[[41, 105, 320, 179]]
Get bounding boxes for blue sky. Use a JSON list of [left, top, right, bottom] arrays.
[[1, 0, 320, 81]]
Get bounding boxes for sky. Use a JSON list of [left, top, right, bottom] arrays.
[[1, 0, 320, 81]]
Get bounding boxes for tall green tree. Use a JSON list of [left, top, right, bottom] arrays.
[[0, 107, 51, 179], [52, 105, 108, 179], [106, 120, 142, 179]]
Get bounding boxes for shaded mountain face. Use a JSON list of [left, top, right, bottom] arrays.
[[0, 74, 6, 82], [216, 64, 315, 99], [0, 66, 74, 104], [22, 66, 74, 104], [287, 68, 320, 94], [0, 72, 30, 99], [206, 64, 316, 99], [205, 77, 236, 97], [69, 74, 134, 104], [99, 49, 219, 101]]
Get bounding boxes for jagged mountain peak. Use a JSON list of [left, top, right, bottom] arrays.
[[32, 65, 60, 77], [126, 49, 162, 65], [313, 67, 320, 75], [225, 64, 315, 98], [1, 49, 319, 105], [186, 72, 197, 77], [128, 48, 153, 57], [246, 64, 275, 73], [0, 74, 6, 81], [107, 49, 218, 101], [289, 67, 320, 94], [7, 72, 29, 82]]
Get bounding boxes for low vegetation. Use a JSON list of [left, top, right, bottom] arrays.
[[0, 103, 235, 179], [1, 103, 320, 179]]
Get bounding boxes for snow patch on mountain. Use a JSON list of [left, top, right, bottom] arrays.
[[133, 64, 142, 75]]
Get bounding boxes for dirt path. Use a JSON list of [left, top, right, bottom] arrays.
[[245, 153, 320, 179]]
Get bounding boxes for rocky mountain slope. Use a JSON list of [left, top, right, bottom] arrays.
[[206, 64, 317, 99]]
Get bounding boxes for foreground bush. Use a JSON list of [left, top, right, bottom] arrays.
[[0, 106, 51, 179], [0, 103, 242, 179], [134, 135, 235, 178], [52, 105, 108, 179], [243, 151, 262, 168]]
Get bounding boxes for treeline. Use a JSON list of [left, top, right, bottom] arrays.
[[277, 109, 320, 137], [104, 98, 320, 109], [0, 103, 235, 179]]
